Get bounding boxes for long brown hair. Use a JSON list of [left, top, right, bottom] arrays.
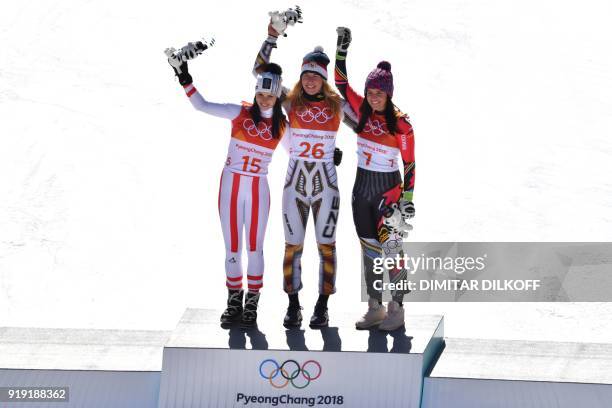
[[249, 98, 286, 139], [286, 80, 342, 116], [355, 95, 401, 135]]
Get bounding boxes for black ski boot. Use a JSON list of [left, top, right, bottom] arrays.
[[220, 289, 243, 325], [240, 291, 260, 328], [283, 294, 303, 328], [309, 295, 329, 328]]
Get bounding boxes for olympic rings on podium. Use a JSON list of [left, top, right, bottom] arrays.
[[258, 359, 322, 388]]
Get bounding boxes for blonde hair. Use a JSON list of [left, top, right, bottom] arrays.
[[286, 80, 342, 116]]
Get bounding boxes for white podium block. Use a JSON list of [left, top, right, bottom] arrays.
[[422, 338, 612, 408], [0, 327, 168, 408], [157, 308, 444, 408]]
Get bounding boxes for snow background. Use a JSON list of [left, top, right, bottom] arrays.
[[1, 0, 611, 342]]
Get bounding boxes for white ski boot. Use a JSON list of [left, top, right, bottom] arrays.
[[355, 298, 387, 329], [378, 301, 405, 331]]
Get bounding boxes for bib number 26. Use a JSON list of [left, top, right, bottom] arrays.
[[298, 142, 324, 159]]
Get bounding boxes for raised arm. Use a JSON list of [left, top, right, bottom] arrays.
[[166, 42, 241, 120], [252, 33, 278, 77], [252, 6, 302, 102], [182, 83, 242, 120], [334, 27, 364, 115]]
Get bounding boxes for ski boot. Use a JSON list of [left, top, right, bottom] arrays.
[[240, 291, 260, 328], [355, 298, 387, 330], [220, 289, 243, 325], [309, 296, 329, 328], [378, 301, 405, 331], [283, 294, 303, 328]]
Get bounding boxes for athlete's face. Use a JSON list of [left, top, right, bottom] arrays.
[[255, 92, 277, 111], [366, 88, 388, 112], [301, 72, 324, 95]]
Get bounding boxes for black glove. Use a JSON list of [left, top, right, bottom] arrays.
[[333, 148, 343, 166], [165, 48, 193, 86], [173, 61, 193, 86], [336, 27, 352, 54], [165, 40, 215, 87]]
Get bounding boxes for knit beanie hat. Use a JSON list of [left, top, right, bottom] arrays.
[[365, 61, 394, 98], [301, 46, 330, 80]]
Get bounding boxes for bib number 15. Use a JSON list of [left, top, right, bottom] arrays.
[[298, 142, 324, 159], [241, 156, 262, 173]]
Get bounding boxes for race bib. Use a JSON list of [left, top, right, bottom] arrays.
[[356, 135, 400, 172], [225, 139, 275, 175]]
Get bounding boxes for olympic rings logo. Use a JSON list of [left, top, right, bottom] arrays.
[[296, 107, 334, 124], [383, 238, 403, 255], [243, 119, 272, 140], [363, 119, 385, 136], [259, 359, 322, 389]]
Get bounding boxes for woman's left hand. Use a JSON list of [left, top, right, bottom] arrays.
[[399, 199, 415, 219]]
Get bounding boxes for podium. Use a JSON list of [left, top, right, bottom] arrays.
[[3, 311, 608, 407], [157, 308, 444, 408], [0, 327, 168, 407], [422, 338, 612, 408]]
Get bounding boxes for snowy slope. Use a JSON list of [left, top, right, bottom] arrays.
[[1, 0, 611, 341]]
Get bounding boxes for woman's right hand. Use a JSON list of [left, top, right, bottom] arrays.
[[164, 47, 191, 85], [164, 39, 214, 86]]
